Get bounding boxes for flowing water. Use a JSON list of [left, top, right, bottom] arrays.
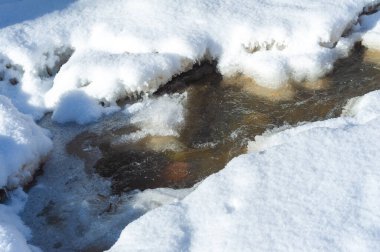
[[22, 46, 380, 251], [68, 46, 380, 195]]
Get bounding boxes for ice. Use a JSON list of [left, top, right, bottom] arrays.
[[0, 0, 378, 122], [0, 95, 52, 189], [119, 93, 187, 142], [109, 91, 380, 251], [20, 111, 193, 251]]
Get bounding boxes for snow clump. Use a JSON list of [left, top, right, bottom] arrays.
[[0, 95, 52, 189]]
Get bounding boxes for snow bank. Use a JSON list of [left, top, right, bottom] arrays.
[[361, 11, 380, 50], [342, 90, 380, 123], [0, 0, 378, 122], [108, 90, 380, 251], [0, 95, 52, 189], [0, 189, 38, 252], [45, 51, 187, 110]]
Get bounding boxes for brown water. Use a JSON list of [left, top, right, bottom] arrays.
[[67, 46, 380, 194]]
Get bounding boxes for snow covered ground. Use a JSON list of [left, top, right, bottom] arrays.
[[0, 0, 380, 251]]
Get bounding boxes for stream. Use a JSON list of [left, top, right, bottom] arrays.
[[21, 45, 380, 251]]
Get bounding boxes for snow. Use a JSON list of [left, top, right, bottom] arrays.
[[0, 0, 378, 122], [118, 93, 187, 142], [342, 90, 380, 123], [361, 11, 380, 50], [20, 110, 193, 251], [51, 90, 119, 125], [0, 189, 39, 252], [108, 90, 380, 251], [0, 95, 52, 189], [45, 51, 187, 111], [0, 0, 380, 251]]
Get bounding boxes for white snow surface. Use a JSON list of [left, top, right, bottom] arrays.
[[0, 95, 52, 189], [0, 0, 378, 121], [0, 189, 38, 252], [51, 90, 119, 125], [119, 93, 186, 142], [361, 11, 380, 50], [108, 91, 380, 252]]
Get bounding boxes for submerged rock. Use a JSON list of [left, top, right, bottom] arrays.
[[95, 150, 171, 193]]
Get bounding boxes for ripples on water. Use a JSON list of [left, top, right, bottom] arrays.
[[67, 46, 380, 194], [21, 45, 380, 252]]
